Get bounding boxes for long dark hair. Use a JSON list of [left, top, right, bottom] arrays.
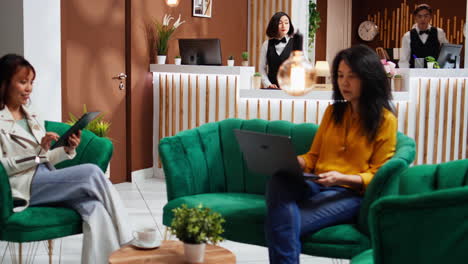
[[266, 12, 295, 38], [331, 44, 394, 141], [0, 54, 36, 110]]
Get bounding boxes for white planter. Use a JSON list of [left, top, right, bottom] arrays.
[[241, 61, 249, 66], [157, 55, 167, 65], [174, 58, 182, 65], [252, 76, 262, 89], [184, 243, 205, 263], [227, 60, 235, 66], [427, 62, 435, 69]]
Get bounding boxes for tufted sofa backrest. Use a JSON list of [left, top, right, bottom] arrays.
[[398, 159, 468, 195], [159, 118, 317, 201]]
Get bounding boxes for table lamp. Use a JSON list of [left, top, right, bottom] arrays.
[[277, 33, 317, 96], [312, 61, 332, 90]]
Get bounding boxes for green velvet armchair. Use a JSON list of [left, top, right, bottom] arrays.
[[352, 159, 468, 264], [0, 121, 113, 262], [159, 118, 416, 259]]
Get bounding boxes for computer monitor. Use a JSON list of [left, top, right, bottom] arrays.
[[178, 39, 222, 66], [437, 43, 463, 69]]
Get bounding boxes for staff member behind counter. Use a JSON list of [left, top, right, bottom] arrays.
[[399, 4, 448, 68], [259, 12, 296, 89]]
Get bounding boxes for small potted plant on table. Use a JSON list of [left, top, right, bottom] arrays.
[[252, 72, 262, 89], [170, 204, 225, 263], [174, 55, 182, 65], [227, 55, 235, 66], [241, 52, 249, 66], [425, 56, 440, 69]]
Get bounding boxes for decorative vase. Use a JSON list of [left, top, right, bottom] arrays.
[[157, 55, 167, 65], [252, 76, 262, 89], [183, 242, 206, 263], [242, 61, 249, 66], [174, 58, 182, 65], [227, 60, 235, 66], [394, 77, 403, 91]]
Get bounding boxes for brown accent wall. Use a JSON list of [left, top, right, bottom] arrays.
[[129, 0, 248, 171], [315, 0, 327, 61], [352, 0, 467, 49]]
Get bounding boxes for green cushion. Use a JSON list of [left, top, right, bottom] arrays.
[[351, 249, 374, 264], [163, 193, 267, 246], [303, 225, 370, 259], [162, 193, 370, 259], [0, 207, 82, 242]]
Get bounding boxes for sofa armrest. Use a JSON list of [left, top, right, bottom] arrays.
[[46, 121, 113, 172], [369, 187, 468, 264], [357, 158, 408, 235]]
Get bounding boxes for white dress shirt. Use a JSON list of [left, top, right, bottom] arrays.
[[259, 36, 291, 87], [399, 24, 448, 68]]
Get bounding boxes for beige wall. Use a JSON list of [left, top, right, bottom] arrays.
[[130, 0, 249, 171]]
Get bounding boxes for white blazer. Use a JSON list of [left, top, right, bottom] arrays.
[[0, 105, 75, 210]]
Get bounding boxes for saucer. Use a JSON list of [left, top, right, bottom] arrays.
[[131, 239, 161, 249]]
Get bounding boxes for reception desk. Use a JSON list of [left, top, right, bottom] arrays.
[[153, 66, 467, 168]]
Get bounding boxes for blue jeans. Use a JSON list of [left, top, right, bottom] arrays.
[[265, 174, 362, 264]]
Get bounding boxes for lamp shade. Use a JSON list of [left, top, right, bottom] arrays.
[[166, 0, 179, 7], [314, 61, 331, 77]]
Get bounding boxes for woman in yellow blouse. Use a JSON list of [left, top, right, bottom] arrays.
[[265, 45, 397, 264]]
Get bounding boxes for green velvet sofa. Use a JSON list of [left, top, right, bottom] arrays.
[[0, 121, 112, 245], [159, 118, 416, 259], [351, 159, 468, 264]]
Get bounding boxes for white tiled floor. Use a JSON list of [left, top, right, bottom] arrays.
[[0, 177, 348, 264]]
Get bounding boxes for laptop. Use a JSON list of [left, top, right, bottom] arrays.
[[234, 129, 319, 180]]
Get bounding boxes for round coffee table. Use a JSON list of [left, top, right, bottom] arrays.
[[108, 240, 236, 264]]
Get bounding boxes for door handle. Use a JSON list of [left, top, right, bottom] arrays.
[[112, 73, 127, 80]]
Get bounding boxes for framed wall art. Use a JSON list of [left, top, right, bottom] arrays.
[[193, 0, 212, 18]]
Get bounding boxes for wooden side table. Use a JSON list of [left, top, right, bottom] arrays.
[[108, 240, 236, 264]]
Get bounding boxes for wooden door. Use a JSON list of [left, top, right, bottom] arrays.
[[61, 0, 129, 183]]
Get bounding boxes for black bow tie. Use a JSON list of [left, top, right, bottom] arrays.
[[419, 30, 430, 35], [273, 37, 287, 45]]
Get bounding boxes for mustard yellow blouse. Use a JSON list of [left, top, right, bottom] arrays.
[[299, 104, 397, 191]]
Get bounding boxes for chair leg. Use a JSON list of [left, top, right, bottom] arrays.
[[163, 227, 169, 241], [18, 243, 22, 264], [48, 240, 53, 264]]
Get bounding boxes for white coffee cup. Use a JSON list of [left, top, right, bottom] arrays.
[[133, 227, 157, 244]]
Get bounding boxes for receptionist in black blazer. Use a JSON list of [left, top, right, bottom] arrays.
[[259, 12, 295, 89]]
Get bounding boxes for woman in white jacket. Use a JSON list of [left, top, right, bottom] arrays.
[[0, 54, 132, 264]]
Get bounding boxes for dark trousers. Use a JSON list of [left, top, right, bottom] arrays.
[[265, 174, 362, 264]]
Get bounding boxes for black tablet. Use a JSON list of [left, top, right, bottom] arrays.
[[50, 111, 100, 150]]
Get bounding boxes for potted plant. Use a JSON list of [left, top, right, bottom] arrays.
[[241, 52, 249, 66], [170, 204, 225, 263], [174, 55, 182, 65], [252, 72, 262, 89], [425, 56, 440, 69], [155, 14, 185, 64], [393, 74, 403, 91], [227, 55, 235, 66]]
